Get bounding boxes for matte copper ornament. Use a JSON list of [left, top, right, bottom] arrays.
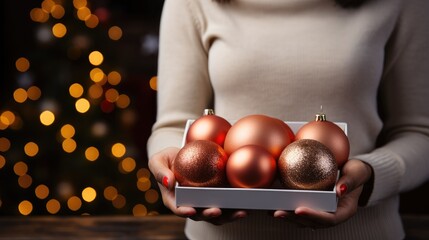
[[173, 140, 228, 187], [224, 115, 293, 159], [226, 145, 277, 188], [295, 113, 350, 167], [278, 139, 338, 190], [186, 109, 232, 147]]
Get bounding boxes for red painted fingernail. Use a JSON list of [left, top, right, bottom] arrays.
[[340, 184, 348, 195], [162, 176, 169, 188]]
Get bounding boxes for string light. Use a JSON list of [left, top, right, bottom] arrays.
[[40, 110, 55, 126], [3, 0, 161, 216], [82, 187, 97, 202], [18, 200, 33, 215]]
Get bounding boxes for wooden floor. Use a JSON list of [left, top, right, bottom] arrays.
[[0, 214, 427, 239]]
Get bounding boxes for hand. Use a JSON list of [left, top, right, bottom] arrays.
[[148, 147, 247, 225], [272, 159, 373, 229]]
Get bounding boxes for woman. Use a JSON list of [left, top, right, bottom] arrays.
[[148, 0, 429, 239]]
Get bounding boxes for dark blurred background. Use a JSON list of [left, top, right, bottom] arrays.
[[1, 0, 427, 217]]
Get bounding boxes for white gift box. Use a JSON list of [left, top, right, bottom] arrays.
[[175, 119, 347, 212]]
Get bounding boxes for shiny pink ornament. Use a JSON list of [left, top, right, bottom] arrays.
[[226, 145, 277, 188], [224, 115, 293, 159], [295, 114, 350, 167], [186, 109, 231, 147], [173, 140, 228, 187]]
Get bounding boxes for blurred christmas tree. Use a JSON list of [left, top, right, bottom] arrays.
[[0, 0, 165, 216]]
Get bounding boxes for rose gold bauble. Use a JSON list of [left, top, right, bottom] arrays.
[[278, 139, 338, 190], [273, 118, 295, 142], [295, 113, 349, 167], [226, 145, 277, 188], [173, 140, 228, 187], [186, 109, 232, 147], [224, 114, 293, 159]]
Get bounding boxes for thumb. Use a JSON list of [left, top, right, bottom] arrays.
[[336, 159, 372, 198]]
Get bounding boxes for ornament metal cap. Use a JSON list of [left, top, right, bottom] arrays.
[[315, 113, 327, 121], [203, 109, 215, 115], [315, 105, 326, 121]]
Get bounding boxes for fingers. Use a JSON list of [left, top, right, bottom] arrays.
[[148, 147, 180, 190], [190, 208, 247, 225], [336, 159, 373, 197]]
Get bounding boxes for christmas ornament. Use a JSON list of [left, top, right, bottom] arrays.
[[273, 118, 295, 142], [173, 140, 228, 187], [226, 145, 277, 188], [186, 109, 232, 147], [224, 114, 293, 159], [295, 113, 349, 167], [278, 139, 338, 190]]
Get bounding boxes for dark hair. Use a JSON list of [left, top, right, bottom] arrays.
[[213, 0, 369, 8]]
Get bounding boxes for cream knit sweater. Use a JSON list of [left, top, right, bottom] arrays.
[[147, 0, 429, 239]]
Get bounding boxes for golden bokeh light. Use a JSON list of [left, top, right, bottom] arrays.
[[108, 26, 123, 41], [41, 0, 56, 13], [27, 86, 42, 100], [73, 0, 87, 9], [13, 88, 28, 103], [24, 142, 39, 157], [62, 138, 77, 153], [18, 200, 33, 215], [82, 187, 97, 202], [112, 194, 126, 209], [116, 94, 130, 109], [46, 199, 61, 214], [0, 137, 11, 152], [52, 23, 67, 38], [15, 57, 30, 72], [90, 68, 105, 83], [35, 184, 50, 199], [67, 196, 82, 211], [75, 98, 90, 113], [103, 186, 118, 201], [88, 84, 103, 99], [105, 88, 119, 103], [85, 146, 99, 161], [0, 155, 5, 169], [121, 157, 136, 173], [111, 143, 126, 158], [145, 189, 159, 204], [18, 174, 33, 189], [69, 83, 84, 98], [77, 7, 91, 21], [61, 124, 76, 139], [149, 76, 157, 91], [1, 111, 16, 126], [50, 5, 65, 19], [137, 168, 151, 179], [137, 177, 151, 192], [30, 8, 49, 23], [85, 14, 99, 28], [13, 161, 28, 176], [89, 51, 104, 66], [107, 71, 121, 85], [133, 204, 147, 217], [40, 110, 55, 126]]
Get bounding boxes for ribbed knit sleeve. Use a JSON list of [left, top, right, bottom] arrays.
[[147, 0, 212, 157], [353, 0, 429, 206]]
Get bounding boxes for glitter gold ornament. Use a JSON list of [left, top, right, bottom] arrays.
[[295, 113, 350, 167], [224, 114, 293, 159], [186, 109, 232, 147], [226, 145, 277, 188], [278, 139, 338, 190], [173, 140, 228, 187]]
